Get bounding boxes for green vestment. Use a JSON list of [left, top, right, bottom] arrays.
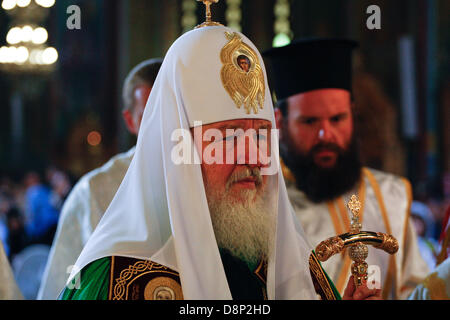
[[61, 251, 341, 300]]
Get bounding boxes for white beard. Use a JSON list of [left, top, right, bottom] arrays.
[[206, 187, 275, 266]]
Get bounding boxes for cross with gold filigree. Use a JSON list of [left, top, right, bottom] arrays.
[[196, 0, 223, 29], [315, 194, 400, 288], [348, 195, 362, 234]]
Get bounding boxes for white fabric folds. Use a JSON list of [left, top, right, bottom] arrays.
[[69, 26, 317, 300], [0, 241, 23, 300]]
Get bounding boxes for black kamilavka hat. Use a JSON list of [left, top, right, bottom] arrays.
[[263, 38, 358, 101]]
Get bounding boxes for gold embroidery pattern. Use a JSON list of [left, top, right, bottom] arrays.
[[254, 259, 268, 285], [112, 260, 178, 300], [220, 32, 265, 114], [374, 233, 399, 255], [309, 253, 337, 300], [315, 236, 345, 262], [144, 277, 184, 300], [363, 168, 397, 299]]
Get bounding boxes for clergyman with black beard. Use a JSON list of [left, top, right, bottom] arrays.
[[280, 128, 361, 203], [263, 38, 429, 300]]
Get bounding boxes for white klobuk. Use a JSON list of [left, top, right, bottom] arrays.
[[69, 26, 317, 300]]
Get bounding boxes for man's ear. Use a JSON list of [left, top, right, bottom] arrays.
[[122, 109, 138, 135], [274, 108, 283, 129], [274, 108, 284, 140]]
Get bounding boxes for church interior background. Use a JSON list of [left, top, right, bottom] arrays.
[[0, 0, 448, 299]]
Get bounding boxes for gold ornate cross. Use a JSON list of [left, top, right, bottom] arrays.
[[348, 195, 361, 217], [315, 194, 399, 288], [348, 195, 362, 234], [196, 0, 223, 29]]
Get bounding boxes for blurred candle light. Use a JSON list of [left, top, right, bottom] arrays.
[[1, 0, 57, 72], [273, 0, 292, 48], [21, 25, 33, 42], [5, 46, 17, 63], [29, 48, 42, 64], [15, 46, 29, 64], [16, 0, 31, 8], [6, 27, 22, 44], [0, 46, 9, 63], [42, 47, 57, 64], [273, 33, 291, 48], [2, 0, 17, 10], [35, 0, 55, 8], [32, 27, 48, 44], [87, 131, 102, 147]]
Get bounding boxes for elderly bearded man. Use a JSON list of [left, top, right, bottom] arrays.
[[60, 26, 380, 301], [264, 39, 429, 299]]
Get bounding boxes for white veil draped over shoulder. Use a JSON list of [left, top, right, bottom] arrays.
[[69, 26, 317, 300]]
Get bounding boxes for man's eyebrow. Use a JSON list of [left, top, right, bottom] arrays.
[[330, 112, 349, 118], [297, 115, 318, 120], [218, 124, 244, 131], [257, 124, 271, 130]]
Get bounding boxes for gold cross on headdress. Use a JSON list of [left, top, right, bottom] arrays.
[[196, 0, 223, 29]]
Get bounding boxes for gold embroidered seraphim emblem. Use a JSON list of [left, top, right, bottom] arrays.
[[220, 32, 265, 114]]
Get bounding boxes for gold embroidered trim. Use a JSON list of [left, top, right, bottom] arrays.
[[364, 168, 397, 299], [111, 259, 180, 300], [280, 158, 296, 183], [400, 177, 413, 252], [108, 256, 115, 300], [423, 272, 449, 300], [254, 259, 268, 285], [327, 202, 345, 237], [309, 253, 337, 300], [144, 277, 184, 300]]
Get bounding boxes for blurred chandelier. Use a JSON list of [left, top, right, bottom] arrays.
[[0, 0, 58, 73]]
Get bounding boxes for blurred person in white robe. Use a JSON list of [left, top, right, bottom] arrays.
[[409, 207, 450, 300], [0, 240, 23, 300], [37, 58, 163, 300]]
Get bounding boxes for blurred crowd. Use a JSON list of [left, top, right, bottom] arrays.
[[0, 167, 72, 298], [410, 199, 450, 271]]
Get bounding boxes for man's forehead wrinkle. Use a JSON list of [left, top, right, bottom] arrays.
[[209, 119, 271, 131], [292, 101, 352, 119], [297, 111, 349, 120], [220, 124, 244, 131], [254, 119, 272, 128], [330, 111, 350, 118]]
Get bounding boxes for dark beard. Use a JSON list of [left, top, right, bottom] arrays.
[[280, 135, 362, 203]]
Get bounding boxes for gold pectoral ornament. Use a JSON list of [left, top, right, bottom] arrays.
[[315, 195, 399, 287]]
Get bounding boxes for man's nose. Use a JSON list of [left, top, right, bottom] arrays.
[[318, 120, 334, 142], [236, 133, 263, 167]]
